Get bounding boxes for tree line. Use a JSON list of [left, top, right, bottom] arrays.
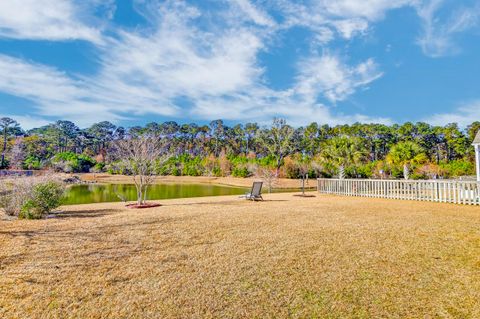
[[1, 117, 479, 180]]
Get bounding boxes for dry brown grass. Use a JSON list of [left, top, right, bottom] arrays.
[[1, 193, 480, 318]]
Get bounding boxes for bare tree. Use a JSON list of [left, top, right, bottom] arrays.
[[9, 138, 26, 169], [255, 165, 278, 193], [298, 160, 311, 196], [113, 136, 168, 205]]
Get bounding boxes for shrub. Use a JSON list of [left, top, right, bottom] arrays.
[[439, 160, 475, 178], [90, 162, 105, 173], [232, 165, 250, 177], [0, 159, 9, 169], [351, 162, 375, 179], [19, 180, 65, 219], [0, 177, 32, 216], [257, 155, 277, 167], [23, 156, 42, 170], [415, 163, 444, 179], [283, 156, 300, 179], [51, 152, 96, 173], [171, 167, 181, 176], [183, 156, 203, 176], [184, 162, 202, 176], [105, 161, 126, 175], [202, 154, 219, 177], [218, 152, 231, 176], [0, 176, 65, 219]]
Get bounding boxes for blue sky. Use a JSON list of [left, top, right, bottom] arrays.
[[0, 0, 479, 129]]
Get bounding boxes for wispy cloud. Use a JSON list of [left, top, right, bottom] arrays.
[[295, 54, 383, 103], [0, 0, 109, 43], [427, 100, 480, 127], [0, 0, 477, 128], [0, 54, 123, 126], [0, 0, 390, 127], [416, 0, 480, 57], [231, 0, 276, 27], [277, 0, 413, 41]]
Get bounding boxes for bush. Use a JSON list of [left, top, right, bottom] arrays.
[[51, 152, 96, 173], [351, 162, 375, 178], [218, 152, 231, 177], [23, 156, 42, 170], [0, 178, 31, 216], [232, 165, 250, 177], [0, 159, 10, 169], [0, 176, 65, 219], [283, 156, 300, 178], [19, 180, 64, 219], [202, 154, 218, 177], [90, 162, 105, 173], [439, 160, 475, 178]]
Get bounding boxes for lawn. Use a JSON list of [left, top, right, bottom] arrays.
[[1, 193, 480, 318]]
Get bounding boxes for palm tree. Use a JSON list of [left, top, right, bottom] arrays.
[[320, 136, 366, 179], [0, 117, 19, 168], [386, 141, 427, 179]]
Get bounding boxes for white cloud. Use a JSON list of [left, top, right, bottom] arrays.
[[278, 0, 413, 41], [0, 114, 50, 130], [0, 0, 107, 43], [426, 100, 480, 127], [416, 0, 480, 57], [0, 54, 84, 103], [295, 54, 383, 103], [331, 18, 369, 39], [0, 0, 393, 127], [276, 0, 479, 58], [0, 1, 264, 126], [320, 0, 413, 21], [231, 0, 276, 27], [92, 0, 263, 113]]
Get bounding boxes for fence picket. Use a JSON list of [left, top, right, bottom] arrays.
[[317, 178, 479, 206]]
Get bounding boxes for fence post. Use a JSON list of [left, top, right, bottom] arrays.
[[317, 178, 478, 205]]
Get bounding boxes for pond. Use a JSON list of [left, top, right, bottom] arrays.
[[63, 183, 248, 205]]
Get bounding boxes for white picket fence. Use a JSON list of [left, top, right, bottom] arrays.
[[317, 178, 480, 205]]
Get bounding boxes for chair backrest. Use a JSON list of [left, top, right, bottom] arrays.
[[251, 181, 263, 196]]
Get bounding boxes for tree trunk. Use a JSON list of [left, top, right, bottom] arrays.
[[301, 175, 305, 196], [143, 185, 148, 205], [136, 183, 143, 205], [1, 127, 7, 167], [338, 165, 345, 180], [403, 164, 410, 180], [276, 156, 283, 177]]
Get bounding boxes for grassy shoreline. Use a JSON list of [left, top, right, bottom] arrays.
[[1, 193, 480, 317], [78, 173, 315, 189]]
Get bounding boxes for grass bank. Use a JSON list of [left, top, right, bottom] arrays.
[[79, 173, 313, 189], [1, 193, 480, 317]]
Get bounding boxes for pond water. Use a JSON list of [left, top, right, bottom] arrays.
[[63, 183, 248, 205]]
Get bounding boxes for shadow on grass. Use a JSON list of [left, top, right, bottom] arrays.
[[161, 199, 290, 207], [0, 230, 40, 238], [292, 194, 317, 198], [50, 209, 117, 219]]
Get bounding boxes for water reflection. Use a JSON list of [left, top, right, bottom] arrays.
[[63, 183, 248, 205]]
